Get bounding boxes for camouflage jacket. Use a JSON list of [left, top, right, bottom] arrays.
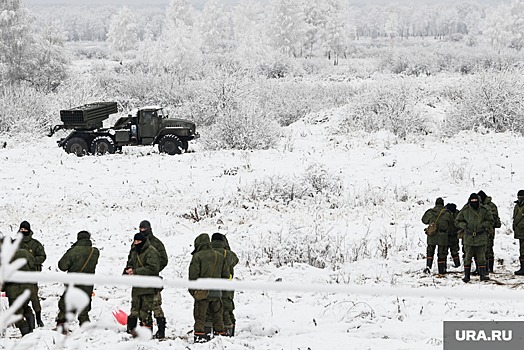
[[456, 204, 494, 246], [127, 231, 168, 273], [188, 234, 229, 296], [211, 240, 239, 298], [20, 231, 46, 271], [58, 238, 99, 292], [4, 247, 35, 299], [513, 201, 524, 239], [483, 196, 502, 233], [421, 204, 453, 246], [127, 239, 160, 296]]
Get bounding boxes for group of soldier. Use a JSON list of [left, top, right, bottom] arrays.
[[422, 190, 524, 283], [1, 220, 239, 343]]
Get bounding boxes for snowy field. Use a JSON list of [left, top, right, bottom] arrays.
[[1, 110, 524, 350]]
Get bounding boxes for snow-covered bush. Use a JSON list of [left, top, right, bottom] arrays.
[[0, 86, 52, 134], [446, 70, 524, 134], [340, 79, 429, 138]]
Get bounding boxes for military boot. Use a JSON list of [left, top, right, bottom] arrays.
[[19, 324, 32, 337], [452, 255, 461, 268], [437, 261, 446, 275], [35, 311, 44, 328], [479, 266, 490, 281], [462, 265, 471, 283], [488, 259, 495, 273], [423, 256, 433, 274], [204, 321, 213, 340], [24, 312, 35, 332], [515, 259, 524, 275], [231, 324, 236, 337], [126, 316, 138, 337], [154, 317, 166, 339], [225, 324, 234, 337], [194, 332, 209, 343]]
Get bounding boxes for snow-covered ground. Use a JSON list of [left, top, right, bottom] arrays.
[[1, 109, 524, 349]]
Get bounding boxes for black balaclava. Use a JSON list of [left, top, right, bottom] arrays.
[[134, 232, 147, 252], [139, 220, 152, 237], [19, 221, 31, 236], [517, 190, 524, 204], [478, 190, 487, 204], [469, 193, 480, 210], [211, 232, 224, 242]]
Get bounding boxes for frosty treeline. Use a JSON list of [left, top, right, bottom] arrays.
[[3, 0, 524, 144]]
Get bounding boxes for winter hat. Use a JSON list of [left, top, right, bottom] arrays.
[[134, 232, 147, 242], [478, 190, 487, 203], [19, 221, 31, 231], [139, 220, 151, 230], [518, 190, 524, 197], [211, 232, 224, 241], [77, 231, 90, 240], [469, 193, 479, 201], [446, 203, 457, 212], [435, 197, 444, 205]]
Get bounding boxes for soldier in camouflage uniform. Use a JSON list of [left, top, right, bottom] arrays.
[[204, 233, 239, 337], [445, 203, 461, 268], [455, 193, 494, 283], [478, 191, 501, 274], [124, 232, 160, 336], [512, 190, 524, 275], [56, 231, 99, 334], [1, 237, 36, 336], [127, 220, 168, 339], [189, 233, 229, 343], [18, 221, 46, 327], [421, 198, 454, 274]]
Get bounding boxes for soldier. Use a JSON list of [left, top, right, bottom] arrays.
[[55, 231, 99, 334], [445, 203, 461, 268], [135, 220, 168, 339], [18, 221, 46, 327], [455, 193, 494, 283], [512, 190, 524, 275], [478, 190, 501, 274], [205, 233, 239, 337], [2, 237, 36, 336], [188, 233, 229, 343], [421, 198, 454, 274], [124, 232, 160, 336]]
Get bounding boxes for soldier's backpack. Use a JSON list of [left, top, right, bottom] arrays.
[[424, 209, 446, 236]]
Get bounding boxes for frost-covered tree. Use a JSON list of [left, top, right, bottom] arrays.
[[303, 0, 327, 57], [267, 0, 307, 57], [200, 0, 231, 54], [107, 7, 139, 52], [483, 5, 512, 50], [320, 0, 350, 65], [0, 0, 34, 85], [232, 0, 271, 66], [145, 0, 201, 80]]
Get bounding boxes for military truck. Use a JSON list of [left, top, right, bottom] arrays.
[[49, 102, 199, 156]]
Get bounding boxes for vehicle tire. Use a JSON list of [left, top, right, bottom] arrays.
[[64, 137, 88, 157], [158, 134, 182, 155], [181, 140, 189, 153], [91, 136, 116, 155]]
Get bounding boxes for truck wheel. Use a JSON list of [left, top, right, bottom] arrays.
[[64, 137, 88, 157], [91, 136, 116, 155], [158, 134, 182, 155]]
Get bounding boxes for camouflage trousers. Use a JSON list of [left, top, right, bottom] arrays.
[[151, 290, 164, 318], [222, 297, 235, 326], [519, 239, 524, 260], [447, 235, 460, 258], [464, 245, 487, 267], [486, 235, 495, 260], [29, 284, 41, 313], [7, 295, 33, 328], [426, 244, 448, 262], [57, 286, 93, 325], [194, 298, 224, 334], [129, 293, 155, 326]]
